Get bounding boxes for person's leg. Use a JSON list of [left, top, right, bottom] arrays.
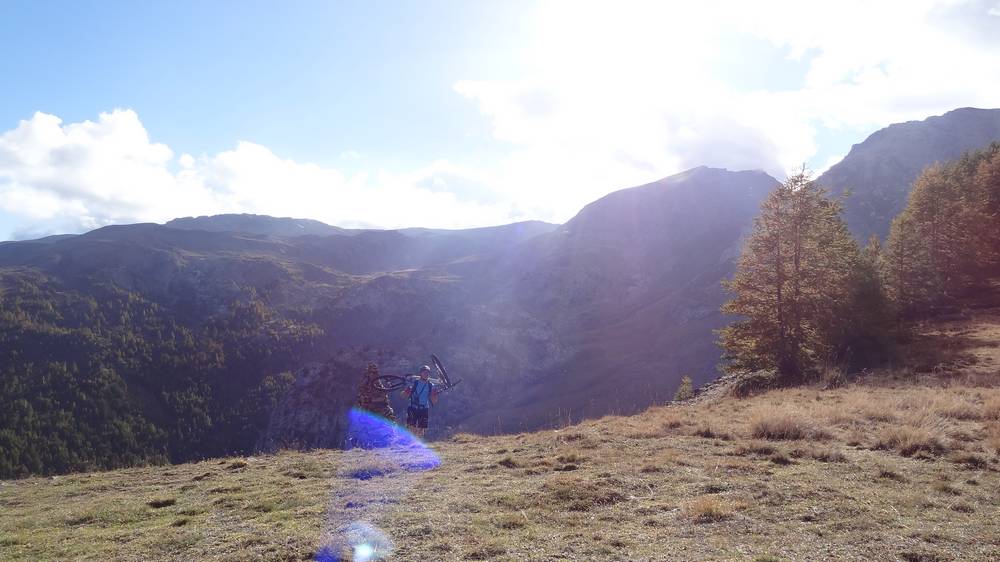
[[417, 407, 429, 439]]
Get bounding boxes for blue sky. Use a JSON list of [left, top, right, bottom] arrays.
[[2, 0, 999, 240], [1, 1, 524, 168]]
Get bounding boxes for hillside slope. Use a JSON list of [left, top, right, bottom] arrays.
[[818, 107, 1000, 241], [3, 309, 998, 561], [477, 167, 778, 430]]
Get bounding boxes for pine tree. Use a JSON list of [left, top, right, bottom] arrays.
[[972, 144, 1000, 275], [719, 172, 861, 381], [673, 376, 694, 401], [884, 210, 936, 318], [885, 144, 1000, 317], [834, 236, 895, 366]]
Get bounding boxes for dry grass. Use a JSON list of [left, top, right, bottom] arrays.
[[874, 425, 948, 457], [987, 425, 1000, 456], [749, 412, 831, 441], [681, 496, 734, 523], [984, 398, 1000, 420]]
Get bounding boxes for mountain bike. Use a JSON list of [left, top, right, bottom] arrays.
[[368, 354, 462, 392]]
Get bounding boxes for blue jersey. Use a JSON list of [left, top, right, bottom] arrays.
[[409, 380, 433, 408]]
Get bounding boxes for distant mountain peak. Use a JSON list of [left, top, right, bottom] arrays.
[[164, 214, 344, 238], [661, 165, 775, 183]]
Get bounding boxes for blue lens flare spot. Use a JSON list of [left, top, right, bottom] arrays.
[[346, 408, 441, 470], [313, 545, 342, 562]]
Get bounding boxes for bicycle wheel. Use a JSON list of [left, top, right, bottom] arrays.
[[370, 374, 407, 392], [431, 354, 458, 389], [430, 354, 448, 385]]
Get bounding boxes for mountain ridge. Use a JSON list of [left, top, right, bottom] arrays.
[[818, 106, 1000, 240]]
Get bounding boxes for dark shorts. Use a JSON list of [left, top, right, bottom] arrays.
[[406, 405, 429, 429]]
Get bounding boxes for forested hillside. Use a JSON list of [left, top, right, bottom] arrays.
[[0, 269, 319, 477]]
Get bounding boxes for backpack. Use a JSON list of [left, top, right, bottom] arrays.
[[409, 379, 432, 407]]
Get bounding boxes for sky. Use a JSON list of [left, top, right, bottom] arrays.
[[1, 0, 1000, 240]]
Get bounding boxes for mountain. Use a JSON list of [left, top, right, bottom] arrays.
[[5, 107, 1000, 477], [470, 167, 778, 430], [165, 213, 348, 237], [0, 166, 775, 476], [818, 107, 1000, 241]]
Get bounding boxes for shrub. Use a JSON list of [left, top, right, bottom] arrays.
[[147, 497, 176, 509], [769, 452, 793, 465], [497, 456, 519, 469], [730, 370, 778, 398], [987, 433, 1000, 456], [347, 466, 392, 480], [733, 441, 778, 456], [877, 467, 905, 481], [692, 425, 733, 441], [661, 415, 685, 430], [932, 481, 961, 495], [874, 426, 947, 457], [750, 413, 831, 441], [673, 376, 694, 401], [543, 478, 626, 511], [937, 397, 981, 420], [791, 446, 848, 463], [820, 367, 846, 389], [809, 447, 848, 463], [556, 453, 584, 464], [493, 514, 527, 530], [949, 453, 988, 470], [682, 496, 733, 523], [983, 398, 1000, 421]]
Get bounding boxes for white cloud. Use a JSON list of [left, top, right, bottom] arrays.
[[0, 110, 522, 237], [815, 153, 845, 176], [452, 0, 1000, 219]]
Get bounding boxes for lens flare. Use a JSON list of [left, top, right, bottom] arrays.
[[315, 521, 394, 561], [354, 543, 376, 560], [316, 409, 441, 559], [346, 408, 441, 470]]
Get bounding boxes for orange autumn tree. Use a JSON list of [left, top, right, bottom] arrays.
[[719, 172, 868, 381]]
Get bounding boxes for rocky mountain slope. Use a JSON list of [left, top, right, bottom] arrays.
[[475, 167, 778, 430], [818, 107, 1000, 241]]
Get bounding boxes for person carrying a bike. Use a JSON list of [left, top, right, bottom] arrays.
[[402, 365, 439, 438], [356, 363, 397, 421], [348, 363, 399, 449]]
